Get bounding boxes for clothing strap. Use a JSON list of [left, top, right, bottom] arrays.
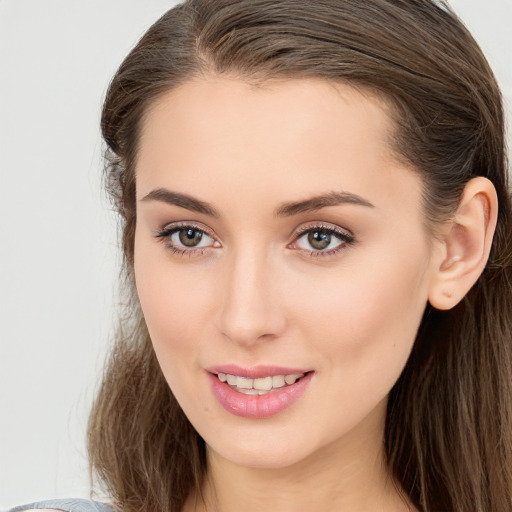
[[7, 499, 113, 512]]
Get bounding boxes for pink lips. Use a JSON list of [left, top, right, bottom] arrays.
[[206, 365, 313, 419]]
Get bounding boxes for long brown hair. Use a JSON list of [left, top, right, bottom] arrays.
[[88, 1, 512, 511]]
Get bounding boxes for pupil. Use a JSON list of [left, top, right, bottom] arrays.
[[179, 229, 203, 247], [308, 230, 331, 250]]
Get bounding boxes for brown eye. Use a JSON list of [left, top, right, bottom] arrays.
[[293, 224, 355, 256], [157, 224, 220, 255], [179, 228, 203, 247], [308, 230, 331, 250]]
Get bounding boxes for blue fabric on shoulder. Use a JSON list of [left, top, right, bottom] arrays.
[[7, 499, 113, 512]]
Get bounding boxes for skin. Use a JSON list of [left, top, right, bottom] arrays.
[[133, 76, 444, 512]]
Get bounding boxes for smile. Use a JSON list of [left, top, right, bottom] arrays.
[[208, 368, 313, 418], [218, 373, 305, 395]]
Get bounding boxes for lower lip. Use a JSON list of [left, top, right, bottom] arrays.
[[208, 372, 313, 419]]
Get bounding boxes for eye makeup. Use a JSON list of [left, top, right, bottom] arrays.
[[289, 222, 356, 258], [154, 220, 356, 259], [154, 221, 220, 257]]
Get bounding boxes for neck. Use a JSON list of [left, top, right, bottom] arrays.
[[183, 402, 415, 512]]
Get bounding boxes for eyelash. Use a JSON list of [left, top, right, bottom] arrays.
[[154, 222, 217, 257], [291, 223, 356, 257], [154, 222, 356, 258]]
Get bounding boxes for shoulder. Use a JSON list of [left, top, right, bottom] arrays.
[[7, 499, 114, 512]]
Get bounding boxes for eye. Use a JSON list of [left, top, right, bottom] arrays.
[[173, 227, 209, 248], [292, 224, 355, 256], [155, 223, 220, 255]]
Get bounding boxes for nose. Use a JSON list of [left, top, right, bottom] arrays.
[[217, 247, 287, 346]]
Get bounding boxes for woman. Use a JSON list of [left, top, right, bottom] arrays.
[[12, 0, 512, 511]]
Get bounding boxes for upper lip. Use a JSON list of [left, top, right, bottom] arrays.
[[206, 364, 312, 379]]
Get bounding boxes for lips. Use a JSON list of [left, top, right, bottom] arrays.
[[206, 365, 313, 418]]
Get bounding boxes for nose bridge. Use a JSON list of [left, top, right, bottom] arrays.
[[218, 243, 285, 345]]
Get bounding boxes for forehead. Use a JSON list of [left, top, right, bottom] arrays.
[[138, 75, 394, 162], [136, 76, 420, 218]]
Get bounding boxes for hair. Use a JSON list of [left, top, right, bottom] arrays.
[[87, 1, 512, 511]]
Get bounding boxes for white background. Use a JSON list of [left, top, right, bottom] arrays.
[[0, 0, 511, 509]]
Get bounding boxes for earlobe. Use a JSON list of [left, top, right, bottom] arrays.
[[428, 177, 498, 310]]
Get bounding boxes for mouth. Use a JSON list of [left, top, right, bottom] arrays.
[[216, 372, 306, 395], [207, 366, 314, 418]]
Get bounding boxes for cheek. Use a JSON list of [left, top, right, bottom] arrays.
[[288, 245, 430, 385], [133, 233, 214, 378], [134, 254, 218, 423], [136, 268, 213, 355]]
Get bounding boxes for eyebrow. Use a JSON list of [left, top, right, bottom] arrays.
[[140, 188, 374, 217], [274, 191, 375, 217], [141, 189, 219, 216]]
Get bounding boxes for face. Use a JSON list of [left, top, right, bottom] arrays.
[[134, 76, 438, 469]]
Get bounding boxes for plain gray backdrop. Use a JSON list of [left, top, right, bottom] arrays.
[[0, 0, 510, 508]]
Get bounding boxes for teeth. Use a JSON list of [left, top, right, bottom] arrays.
[[253, 376, 273, 391], [285, 374, 303, 385], [217, 372, 305, 392], [238, 388, 260, 395], [272, 375, 285, 388], [237, 377, 253, 389]]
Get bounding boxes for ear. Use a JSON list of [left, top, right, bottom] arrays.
[[428, 177, 498, 310]]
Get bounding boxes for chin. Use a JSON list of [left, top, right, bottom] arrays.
[[201, 421, 327, 470], [208, 440, 312, 469]]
